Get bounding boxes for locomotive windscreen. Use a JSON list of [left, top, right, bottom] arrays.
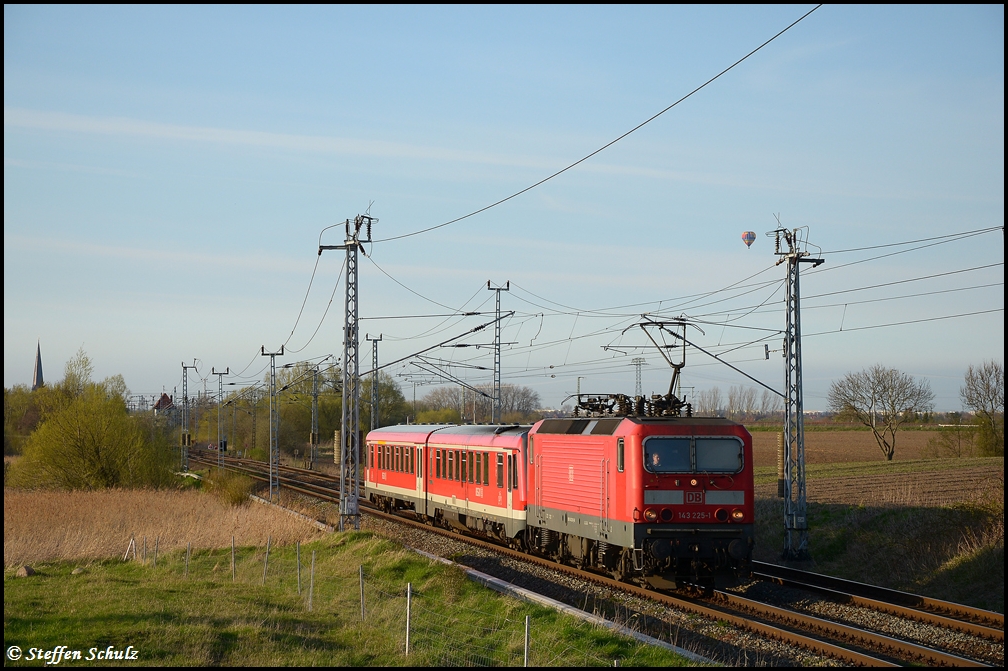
[[643, 436, 743, 474]]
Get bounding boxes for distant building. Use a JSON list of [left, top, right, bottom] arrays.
[[154, 393, 175, 414], [32, 341, 44, 390]]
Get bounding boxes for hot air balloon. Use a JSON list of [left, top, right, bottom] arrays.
[[742, 231, 756, 248]]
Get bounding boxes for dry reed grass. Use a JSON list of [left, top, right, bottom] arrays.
[[3, 487, 323, 568]]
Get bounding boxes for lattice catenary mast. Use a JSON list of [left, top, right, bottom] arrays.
[[212, 367, 229, 467], [320, 214, 375, 531], [772, 225, 823, 560], [487, 281, 509, 423], [180, 360, 199, 471], [261, 346, 284, 502]]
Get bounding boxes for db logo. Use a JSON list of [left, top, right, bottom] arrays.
[[686, 491, 704, 505]]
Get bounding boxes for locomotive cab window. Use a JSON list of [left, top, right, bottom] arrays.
[[695, 438, 743, 473], [644, 437, 692, 473], [644, 436, 744, 474], [617, 438, 624, 473]]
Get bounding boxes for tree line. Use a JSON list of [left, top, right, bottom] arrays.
[[5, 350, 1000, 490]]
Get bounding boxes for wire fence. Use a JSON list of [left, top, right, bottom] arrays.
[[117, 534, 685, 667]]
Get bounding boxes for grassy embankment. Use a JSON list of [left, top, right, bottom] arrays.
[[3, 485, 692, 667], [751, 455, 1004, 614]]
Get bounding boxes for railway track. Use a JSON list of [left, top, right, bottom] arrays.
[[191, 451, 1001, 666]]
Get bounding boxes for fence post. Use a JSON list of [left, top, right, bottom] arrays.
[[153, 536, 158, 568], [262, 536, 271, 585], [297, 541, 301, 594], [308, 551, 315, 612], [405, 583, 412, 657], [143, 536, 147, 565], [359, 565, 365, 621], [231, 536, 235, 583], [185, 542, 190, 578], [524, 614, 530, 667]]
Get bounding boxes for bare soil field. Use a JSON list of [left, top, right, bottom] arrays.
[[755, 462, 1004, 508], [751, 429, 937, 467], [3, 487, 323, 568]]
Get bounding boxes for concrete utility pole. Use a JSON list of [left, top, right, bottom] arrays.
[[261, 346, 284, 502], [212, 367, 229, 468], [487, 281, 509, 423], [773, 224, 823, 561], [320, 214, 375, 531], [367, 334, 382, 431], [180, 360, 199, 471]]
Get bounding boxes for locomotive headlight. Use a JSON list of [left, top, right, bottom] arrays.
[[731, 509, 745, 522], [689, 478, 698, 487], [644, 508, 658, 522]]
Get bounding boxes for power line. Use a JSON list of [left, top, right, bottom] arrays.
[[372, 5, 822, 244], [820, 226, 1002, 254], [805, 308, 1003, 336], [286, 257, 347, 353], [807, 229, 1000, 276]]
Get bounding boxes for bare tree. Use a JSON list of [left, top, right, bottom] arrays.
[[696, 387, 723, 417], [960, 360, 1004, 456], [422, 383, 541, 422], [759, 388, 783, 419], [827, 364, 935, 461], [741, 386, 758, 420]]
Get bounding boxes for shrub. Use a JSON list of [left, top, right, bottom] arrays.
[[203, 467, 253, 506]]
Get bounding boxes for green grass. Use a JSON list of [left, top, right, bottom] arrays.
[[754, 496, 1004, 613], [4, 532, 693, 667]]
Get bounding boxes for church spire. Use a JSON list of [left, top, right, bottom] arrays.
[[32, 341, 44, 390]]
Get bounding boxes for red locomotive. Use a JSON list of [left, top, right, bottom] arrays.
[[364, 410, 754, 588]]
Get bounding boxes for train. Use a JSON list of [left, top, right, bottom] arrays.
[[363, 411, 755, 589]]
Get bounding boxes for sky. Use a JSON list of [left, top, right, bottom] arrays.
[[4, 5, 1004, 412]]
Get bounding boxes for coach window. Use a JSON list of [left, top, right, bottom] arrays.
[[617, 438, 625, 473], [436, 450, 442, 478], [695, 437, 744, 473], [417, 448, 422, 477], [506, 454, 513, 491], [496, 453, 504, 488], [469, 451, 476, 483], [474, 452, 481, 484], [483, 452, 490, 485]]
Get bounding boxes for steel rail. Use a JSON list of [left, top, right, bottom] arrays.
[[753, 561, 1004, 634], [191, 451, 992, 666], [708, 590, 988, 667]]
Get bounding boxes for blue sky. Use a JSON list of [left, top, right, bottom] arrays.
[[4, 5, 1004, 411]]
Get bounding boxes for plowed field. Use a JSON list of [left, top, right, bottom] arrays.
[[751, 429, 936, 467], [755, 464, 1004, 507]]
